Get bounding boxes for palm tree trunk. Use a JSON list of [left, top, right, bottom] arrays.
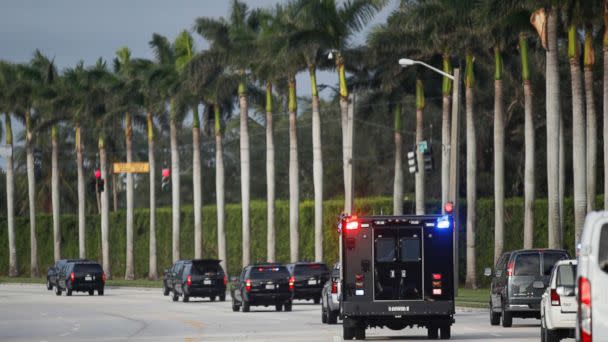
[[288, 77, 300, 263], [5, 114, 17, 276], [584, 30, 597, 213], [465, 53, 477, 289], [493, 48, 505, 263], [569, 25, 587, 243], [546, 7, 562, 249], [26, 113, 38, 277], [441, 55, 452, 210], [521, 35, 535, 249], [310, 67, 323, 262], [604, 5, 608, 210], [170, 115, 180, 262], [338, 55, 351, 213], [51, 126, 60, 261], [393, 103, 404, 215], [76, 124, 86, 258], [147, 113, 157, 280], [215, 104, 227, 274], [125, 112, 135, 280], [192, 105, 203, 259], [265, 83, 276, 262], [239, 82, 251, 268], [415, 80, 425, 215], [99, 136, 111, 278]]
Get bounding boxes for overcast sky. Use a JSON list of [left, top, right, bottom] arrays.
[[1, 0, 397, 97]]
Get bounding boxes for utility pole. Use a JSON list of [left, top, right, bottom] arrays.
[[448, 68, 461, 296], [344, 93, 355, 214]]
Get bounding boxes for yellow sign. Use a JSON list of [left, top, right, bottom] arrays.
[[113, 162, 150, 174]]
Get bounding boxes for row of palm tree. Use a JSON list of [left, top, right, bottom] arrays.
[[1, 0, 607, 287]]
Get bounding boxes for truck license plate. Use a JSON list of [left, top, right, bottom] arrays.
[[265, 284, 275, 290], [85, 275, 92, 281], [203, 279, 212, 285], [308, 279, 317, 285]]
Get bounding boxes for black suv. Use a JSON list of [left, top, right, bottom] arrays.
[[55, 260, 105, 296], [46, 259, 88, 291], [485, 249, 570, 327], [231, 263, 293, 312], [163, 259, 227, 302], [286, 262, 329, 304]]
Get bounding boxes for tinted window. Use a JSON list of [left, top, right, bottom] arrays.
[[376, 238, 395, 262], [543, 252, 567, 276], [294, 264, 328, 277], [74, 263, 103, 274], [514, 253, 540, 276], [556, 264, 577, 287], [599, 225, 608, 271], [400, 238, 420, 262], [249, 266, 290, 280], [190, 262, 222, 276]]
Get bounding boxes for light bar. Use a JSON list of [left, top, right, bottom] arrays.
[[436, 215, 451, 229]]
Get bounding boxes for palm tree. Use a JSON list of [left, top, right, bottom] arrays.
[[0, 62, 18, 276], [415, 79, 426, 215], [195, 0, 263, 267], [565, 1, 587, 242], [604, 0, 608, 210]]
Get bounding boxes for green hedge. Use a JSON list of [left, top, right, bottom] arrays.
[[0, 195, 590, 285]]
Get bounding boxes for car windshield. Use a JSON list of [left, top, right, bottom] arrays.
[[190, 262, 222, 276], [514, 253, 540, 276], [250, 266, 290, 280], [556, 264, 576, 287], [74, 263, 103, 274], [294, 264, 328, 277], [543, 252, 568, 276]]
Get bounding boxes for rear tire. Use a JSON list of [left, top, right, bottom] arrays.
[[209, 296, 216, 302], [343, 326, 355, 340], [327, 310, 338, 324], [355, 327, 366, 340], [276, 303, 283, 312], [88, 290, 94, 296], [490, 305, 501, 326], [321, 306, 327, 323], [545, 327, 559, 342], [439, 326, 451, 340], [172, 293, 179, 302], [163, 286, 170, 296], [242, 301, 250, 312], [314, 296, 321, 304], [55, 287, 62, 296], [231, 298, 240, 312], [219, 294, 226, 302], [427, 326, 439, 339], [284, 301, 292, 312], [183, 295, 189, 302], [46, 280, 53, 290], [501, 308, 512, 328], [97, 288, 104, 296], [66, 289, 73, 296]]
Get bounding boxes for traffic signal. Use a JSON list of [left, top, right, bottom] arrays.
[[161, 167, 170, 191], [94, 169, 104, 192], [423, 145, 434, 171], [407, 148, 417, 174]]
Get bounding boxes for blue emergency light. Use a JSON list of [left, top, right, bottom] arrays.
[[436, 215, 451, 229]]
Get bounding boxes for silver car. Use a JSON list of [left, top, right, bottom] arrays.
[[321, 262, 340, 324]]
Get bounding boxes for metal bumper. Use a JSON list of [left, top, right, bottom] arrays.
[[246, 292, 293, 305], [342, 300, 455, 317]]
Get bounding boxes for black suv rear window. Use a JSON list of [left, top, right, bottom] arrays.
[[74, 263, 103, 274], [514, 253, 540, 276], [190, 262, 222, 276], [250, 266, 289, 280], [294, 264, 328, 276], [543, 252, 568, 276]]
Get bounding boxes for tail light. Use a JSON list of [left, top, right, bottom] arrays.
[[432, 273, 442, 280], [432, 273, 442, 295], [102, 272, 106, 283], [223, 275, 227, 286], [507, 261, 514, 277], [578, 277, 592, 342], [550, 289, 560, 306], [187, 275, 192, 287], [288, 276, 295, 291], [246, 279, 252, 292], [355, 274, 364, 288], [345, 220, 359, 230], [70, 272, 75, 282], [331, 281, 338, 294]]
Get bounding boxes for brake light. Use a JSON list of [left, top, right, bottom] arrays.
[[246, 279, 252, 292], [432, 273, 442, 280], [507, 261, 514, 277], [288, 276, 295, 291], [187, 275, 192, 287], [70, 272, 75, 282], [345, 220, 359, 230], [444, 201, 453, 214], [355, 274, 364, 288], [223, 275, 227, 286], [331, 281, 338, 294], [578, 277, 592, 342], [102, 272, 106, 283], [550, 289, 560, 306]]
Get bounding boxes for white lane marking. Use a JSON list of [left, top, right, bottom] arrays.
[[333, 335, 342, 342], [491, 333, 501, 337]]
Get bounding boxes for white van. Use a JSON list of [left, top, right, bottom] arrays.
[[577, 212, 608, 342]]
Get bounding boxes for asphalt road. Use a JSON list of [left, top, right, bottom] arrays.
[[0, 284, 573, 342]]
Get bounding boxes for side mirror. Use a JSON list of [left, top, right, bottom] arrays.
[[484, 267, 492, 277]]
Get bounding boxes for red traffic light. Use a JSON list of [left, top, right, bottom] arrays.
[[94, 169, 101, 179], [444, 201, 454, 214], [162, 168, 170, 178]]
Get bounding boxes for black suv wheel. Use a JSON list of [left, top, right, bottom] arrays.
[[490, 304, 500, 326], [501, 307, 512, 328], [46, 279, 53, 290], [284, 301, 292, 312], [232, 298, 240, 312], [242, 301, 250, 312], [55, 286, 62, 296], [163, 286, 170, 296]]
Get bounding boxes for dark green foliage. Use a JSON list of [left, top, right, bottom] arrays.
[[0, 195, 593, 284]]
